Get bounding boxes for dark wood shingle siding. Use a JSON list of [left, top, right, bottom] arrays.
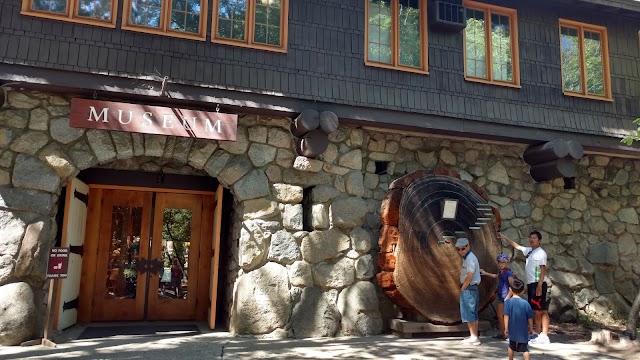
[[1, 0, 640, 138]]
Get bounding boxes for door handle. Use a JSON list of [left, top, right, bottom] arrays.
[[148, 258, 164, 275], [135, 258, 164, 275]]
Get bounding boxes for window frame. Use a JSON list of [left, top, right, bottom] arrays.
[[364, 0, 429, 74], [121, 0, 209, 41], [21, 0, 118, 28], [212, 0, 289, 53], [462, 0, 520, 88], [558, 19, 612, 101]]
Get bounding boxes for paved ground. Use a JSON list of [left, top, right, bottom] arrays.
[[0, 323, 638, 360]]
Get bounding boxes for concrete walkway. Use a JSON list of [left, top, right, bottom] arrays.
[[1, 325, 638, 360]]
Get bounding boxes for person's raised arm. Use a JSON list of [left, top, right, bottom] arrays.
[[480, 269, 498, 278], [499, 232, 525, 251]]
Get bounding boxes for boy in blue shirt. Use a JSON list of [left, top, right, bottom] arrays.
[[480, 253, 514, 339], [504, 279, 534, 360]]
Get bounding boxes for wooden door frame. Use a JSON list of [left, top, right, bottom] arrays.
[[77, 185, 216, 323]]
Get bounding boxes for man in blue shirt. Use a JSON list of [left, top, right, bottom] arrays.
[[504, 279, 534, 360], [456, 237, 481, 346]]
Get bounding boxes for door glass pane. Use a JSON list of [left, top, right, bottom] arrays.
[[218, 0, 247, 40], [130, 0, 162, 28], [490, 13, 512, 82], [584, 30, 604, 96], [32, 0, 67, 13], [368, 0, 392, 63], [398, 0, 421, 68], [158, 208, 192, 299], [561, 26, 582, 92], [77, 0, 112, 21], [465, 9, 487, 78], [105, 206, 143, 299]]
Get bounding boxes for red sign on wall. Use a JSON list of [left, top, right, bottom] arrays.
[[47, 247, 69, 279], [69, 98, 238, 141]]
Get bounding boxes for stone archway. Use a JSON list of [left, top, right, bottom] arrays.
[[0, 89, 249, 344], [1, 89, 384, 344]]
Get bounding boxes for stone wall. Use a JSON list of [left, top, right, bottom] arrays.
[[0, 88, 638, 344]]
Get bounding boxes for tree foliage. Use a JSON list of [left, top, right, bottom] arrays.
[[162, 208, 192, 277], [621, 118, 640, 146]]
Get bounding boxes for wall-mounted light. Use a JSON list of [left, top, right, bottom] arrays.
[[441, 198, 459, 220]]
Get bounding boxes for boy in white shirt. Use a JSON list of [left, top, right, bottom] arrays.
[[500, 231, 550, 345]]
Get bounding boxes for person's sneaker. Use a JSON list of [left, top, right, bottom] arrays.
[[462, 336, 481, 345], [530, 334, 550, 344], [460, 336, 471, 343], [467, 337, 481, 346], [528, 332, 539, 340]]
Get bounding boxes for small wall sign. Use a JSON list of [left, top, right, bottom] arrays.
[[47, 247, 69, 279], [69, 98, 238, 141]]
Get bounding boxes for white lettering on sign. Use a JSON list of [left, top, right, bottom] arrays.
[[142, 112, 153, 126], [87, 106, 109, 122], [162, 114, 173, 128], [118, 109, 133, 125]]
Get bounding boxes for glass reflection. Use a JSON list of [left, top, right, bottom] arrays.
[[78, 0, 112, 20], [398, 0, 421, 68], [32, 0, 67, 13], [465, 9, 487, 78], [218, 0, 247, 40], [105, 206, 142, 299], [170, 0, 201, 33], [367, 0, 392, 64], [254, 0, 281, 46], [158, 208, 192, 299], [130, 0, 162, 28], [490, 13, 512, 82], [584, 30, 604, 96], [561, 26, 582, 93]]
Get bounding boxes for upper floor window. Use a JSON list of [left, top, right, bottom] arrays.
[[21, 0, 118, 27], [463, 0, 520, 87], [122, 0, 208, 41], [365, 0, 428, 74], [213, 0, 289, 52], [559, 19, 612, 100]]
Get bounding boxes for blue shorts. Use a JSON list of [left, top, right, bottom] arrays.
[[460, 285, 479, 323]]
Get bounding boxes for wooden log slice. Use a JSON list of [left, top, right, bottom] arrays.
[[380, 189, 403, 226], [377, 252, 397, 272], [291, 109, 320, 138], [523, 139, 569, 165], [296, 130, 329, 158], [378, 225, 400, 253], [319, 111, 339, 134], [376, 271, 395, 289], [433, 167, 461, 179], [385, 172, 502, 324], [529, 158, 576, 182], [389, 170, 433, 190], [565, 140, 584, 160]]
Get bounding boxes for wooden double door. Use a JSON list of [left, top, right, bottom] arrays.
[[89, 189, 213, 322]]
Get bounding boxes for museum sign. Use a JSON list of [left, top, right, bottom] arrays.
[[69, 98, 238, 141]]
